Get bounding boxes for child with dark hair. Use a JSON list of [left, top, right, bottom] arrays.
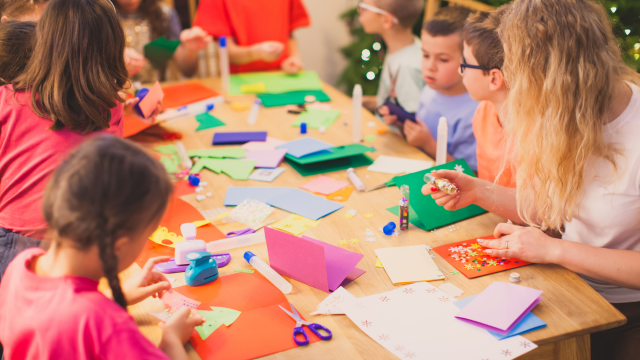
[[0, 135, 204, 359], [0, 0, 48, 21], [0, 20, 35, 85]]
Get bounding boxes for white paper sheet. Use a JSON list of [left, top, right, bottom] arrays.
[[310, 286, 357, 315], [367, 156, 434, 175]]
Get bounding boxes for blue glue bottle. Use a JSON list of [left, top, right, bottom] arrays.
[[188, 174, 200, 186], [383, 222, 396, 235], [300, 122, 307, 134], [185, 251, 218, 286]]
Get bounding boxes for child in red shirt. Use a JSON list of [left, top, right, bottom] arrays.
[[193, 0, 310, 74]]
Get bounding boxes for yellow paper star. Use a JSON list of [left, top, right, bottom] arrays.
[[344, 214, 354, 219], [476, 264, 482, 268], [293, 216, 303, 221], [364, 214, 374, 218], [282, 224, 292, 228], [488, 260, 498, 266], [464, 264, 474, 270], [468, 251, 478, 256], [471, 243, 482, 249], [350, 238, 359, 243]]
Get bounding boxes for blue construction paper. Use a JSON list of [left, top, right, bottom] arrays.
[[212, 132, 267, 145], [266, 189, 344, 220], [454, 295, 547, 340], [276, 137, 334, 158], [224, 187, 292, 206]]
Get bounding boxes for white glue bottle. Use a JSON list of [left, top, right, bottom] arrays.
[[219, 37, 230, 93], [352, 84, 362, 143], [244, 251, 292, 294], [436, 117, 448, 166]]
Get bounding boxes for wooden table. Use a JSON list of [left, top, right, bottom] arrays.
[[125, 77, 625, 360]]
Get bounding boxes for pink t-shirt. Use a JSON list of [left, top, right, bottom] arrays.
[[0, 248, 169, 360], [0, 85, 124, 238]]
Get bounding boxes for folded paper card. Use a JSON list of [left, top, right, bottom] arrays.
[[392, 159, 487, 231], [196, 113, 225, 131], [228, 71, 323, 95], [367, 155, 434, 174], [190, 159, 256, 180], [123, 116, 153, 137], [454, 295, 547, 340], [310, 286, 357, 315], [266, 189, 344, 220], [189, 148, 246, 159], [276, 137, 334, 158], [374, 245, 444, 284], [248, 168, 285, 182], [224, 187, 292, 206], [258, 90, 330, 107], [300, 176, 349, 195], [245, 149, 287, 168], [271, 214, 320, 235], [455, 282, 543, 335], [285, 144, 375, 165], [139, 81, 164, 118], [432, 236, 530, 279], [242, 136, 285, 151], [292, 109, 341, 129], [161, 82, 221, 110], [340, 282, 537, 360], [144, 36, 180, 69], [265, 228, 365, 292], [287, 154, 374, 177], [213, 132, 267, 145]]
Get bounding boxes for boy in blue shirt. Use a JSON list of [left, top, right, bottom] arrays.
[[381, 7, 479, 170]]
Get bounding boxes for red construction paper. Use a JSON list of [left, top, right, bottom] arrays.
[[139, 81, 164, 118], [123, 116, 152, 137], [432, 236, 530, 279], [173, 273, 320, 360], [172, 180, 195, 197], [135, 198, 225, 267], [161, 82, 221, 110]]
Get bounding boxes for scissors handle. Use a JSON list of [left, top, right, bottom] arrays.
[[293, 326, 309, 346], [225, 228, 254, 238], [307, 323, 332, 341]]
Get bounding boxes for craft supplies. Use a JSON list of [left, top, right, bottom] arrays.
[[247, 99, 261, 125], [219, 37, 229, 92], [272, 215, 320, 235], [346, 168, 365, 191], [382, 222, 396, 235], [367, 155, 434, 174], [300, 122, 307, 134], [185, 251, 219, 286], [279, 302, 332, 346], [248, 167, 285, 182], [300, 176, 349, 195], [436, 116, 448, 165], [244, 251, 292, 294], [375, 245, 443, 284], [352, 84, 362, 143], [510, 272, 521, 283], [424, 173, 459, 195], [225, 219, 274, 238], [188, 174, 200, 186], [228, 198, 273, 227], [399, 185, 410, 230], [206, 232, 266, 253], [175, 223, 206, 265]]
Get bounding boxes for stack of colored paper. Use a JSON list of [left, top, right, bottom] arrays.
[[374, 245, 444, 284]]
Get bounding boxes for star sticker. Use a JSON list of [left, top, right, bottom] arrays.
[[405, 352, 416, 358], [350, 238, 359, 243], [520, 341, 532, 348], [476, 264, 482, 268], [488, 260, 498, 266], [501, 349, 512, 356], [340, 240, 349, 245], [454, 164, 464, 172], [361, 320, 373, 327], [366, 237, 377, 242], [378, 334, 390, 341], [449, 247, 459, 252], [364, 213, 374, 218], [450, 270, 461, 275], [344, 213, 354, 219], [471, 243, 482, 249], [425, 246, 432, 251], [430, 254, 435, 258], [468, 251, 478, 256], [464, 264, 474, 270], [394, 345, 405, 351]]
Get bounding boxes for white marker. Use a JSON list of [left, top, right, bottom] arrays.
[[219, 36, 230, 93], [176, 141, 192, 170], [352, 84, 362, 143], [436, 116, 448, 166], [247, 99, 261, 125], [347, 168, 365, 191]]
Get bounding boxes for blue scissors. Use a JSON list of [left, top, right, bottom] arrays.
[[225, 220, 274, 238], [279, 302, 332, 346]]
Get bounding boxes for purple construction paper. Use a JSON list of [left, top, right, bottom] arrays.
[[456, 296, 542, 335], [245, 149, 287, 168], [212, 131, 267, 145], [337, 268, 366, 289], [302, 235, 364, 291]]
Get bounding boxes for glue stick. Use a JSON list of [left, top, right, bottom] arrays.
[[219, 37, 230, 93], [352, 84, 362, 143], [247, 99, 261, 125], [244, 251, 292, 294], [436, 117, 448, 166], [399, 185, 410, 230]]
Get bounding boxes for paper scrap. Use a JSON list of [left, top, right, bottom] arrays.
[[189, 148, 246, 159], [195, 113, 225, 131], [224, 187, 292, 206], [195, 307, 242, 340], [190, 159, 256, 180], [375, 245, 444, 284], [240, 83, 265, 93], [266, 189, 344, 220], [228, 71, 323, 95], [212, 131, 267, 145], [162, 289, 201, 310], [139, 81, 164, 118], [245, 149, 287, 168], [310, 286, 357, 315], [367, 155, 434, 175], [364, 135, 375, 142], [439, 283, 464, 297], [292, 108, 341, 129], [272, 214, 320, 235], [160, 82, 221, 110], [326, 186, 353, 201], [276, 137, 334, 158], [300, 176, 349, 195], [375, 258, 383, 268], [248, 167, 285, 182], [143, 36, 180, 69], [234, 269, 255, 273], [242, 136, 285, 151], [149, 226, 185, 248]]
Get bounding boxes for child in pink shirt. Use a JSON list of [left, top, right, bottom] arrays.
[[0, 135, 203, 360]]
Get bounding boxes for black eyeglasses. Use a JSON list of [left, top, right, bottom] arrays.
[[459, 57, 492, 73]]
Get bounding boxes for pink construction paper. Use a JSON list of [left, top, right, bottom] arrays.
[[139, 81, 164, 118], [455, 282, 543, 334], [245, 149, 287, 168], [299, 176, 349, 195], [339, 268, 367, 289], [265, 228, 364, 292], [242, 136, 286, 151]]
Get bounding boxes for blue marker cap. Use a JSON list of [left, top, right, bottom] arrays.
[[220, 36, 227, 47], [188, 174, 200, 186], [383, 221, 396, 235], [244, 251, 256, 263], [300, 122, 307, 134], [206, 103, 215, 111]]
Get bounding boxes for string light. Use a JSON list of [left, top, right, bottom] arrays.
[[366, 71, 375, 80]]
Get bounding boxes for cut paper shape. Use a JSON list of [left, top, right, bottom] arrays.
[[228, 70, 323, 95], [139, 81, 164, 118], [230, 102, 251, 111], [144, 36, 180, 69], [455, 282, 543, 335], [285, 144, 374, 164], [162, 289, 201, 310], [375, 258, 383, 268], [172, 179, 195, 197], [438, 283, 464, 297], [149, 227, 185, 248], [310, 286, 357, 315], [340, 282, 538, 360], [224, 187, 292, 206], [161, 82, 221, 110], [248, 167, 285, 182], [258, 90, 330, 107], [364, 135, 375, 142], [276, 137, 334, 158], [367, 155, 435, 175], [392, 159, 486, 231], [190, 159, 256, 180], [266, 189, 344, 220], [326, 186, 353, 201], [135, 198, 226, 267], [300, 176, 349, 195], [242, 136, 285, 151], [195, 307, 242, 340], [292, 109, 341, 129], [155, 145, 181, 173], [287, 154, 374, 177], [272, 214, 320, 235], [244, 149, 287, 168], [159, 157, 179, 173], [173, 273, 321, 360], [234, 269, 255, 273], [454, 295, 547, 340], [228, 199, 273, 226], [265, 228, 365, 292], [123, 116, 153, 137], [432, 236, 530, 279], [196, 113, 226, 131], [213, 131, 267, 145], [189, 148, 246, 159], [374, 245, 444, 284], [240, 83, 265, 93]]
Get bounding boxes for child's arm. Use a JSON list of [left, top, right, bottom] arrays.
[[227, 37, 284, 65], [280, 38, 303, 74], [159, 308, 204, 360], [403, 119, 455, 163], [173, 26, 211, 77]]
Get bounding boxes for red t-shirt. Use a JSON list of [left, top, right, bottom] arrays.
[[0, 85, 124, 238], [0, 248, 169, 360], [194, 0, 310, 73]]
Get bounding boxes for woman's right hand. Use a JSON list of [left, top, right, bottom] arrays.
[[421, 169, 479, 211], [252, 41, 285, 62]]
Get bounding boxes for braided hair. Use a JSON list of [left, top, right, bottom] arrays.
[[42, 135, 173, 309]]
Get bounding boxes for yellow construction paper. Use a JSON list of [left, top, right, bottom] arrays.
[[271, 215, 320, 235], [376, 258, 383, 268], [374, 245, 444, 284], [149, 226, 185, 248], [240, 83, 266, 93]]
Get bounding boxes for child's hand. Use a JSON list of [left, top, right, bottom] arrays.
[[124, 97, 162, 125], [281, 55, 303, 74], [252, 41, 284, 62], [122, 256, 172, 305], [160, 307, 204, 346], [124, 47, 146, 76], [403, 119, 436, 150], [378, 105, 400, 127], [180, 26, 212, 52], [421, 170, 478, 211]]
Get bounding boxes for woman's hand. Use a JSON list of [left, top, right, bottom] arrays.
[[122, 256, 172, 305], [179, 26, 211, 52], [124, 47, 146, 76], [251, 41, 285, 62], [421, 170, 479, 210], [281, 55, 303, 74], [477, 222, 561, 264]]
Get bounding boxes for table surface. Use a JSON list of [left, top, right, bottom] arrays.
[[125, 77, 626, 360]]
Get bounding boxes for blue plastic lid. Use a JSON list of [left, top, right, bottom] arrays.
[[244, 251, 256, 263], [206, 103, 215, 111], [220, 36, 227, 47]]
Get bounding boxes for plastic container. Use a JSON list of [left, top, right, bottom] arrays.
[[244, 251, 292, 294]]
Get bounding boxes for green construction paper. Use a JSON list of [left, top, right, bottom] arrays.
[[155, 145, 181, 173], [292, 109, 341, 129], [143, 36, 181, 69], [194, 307, 242, 340], [190, 158, 225, 174], [386, 205, 426, 230], [386, 179, 396, 187], [286, 154, 374, 177], [365, 135, 376, 142], [188, 147, 246, 159], [191, 159, 256, 180], [258, 90, 331, 107], [285, 144, 375, 165], [228, 71, 323, 95], [195, 113, 226, 131], [391, 159, 487, 231], [160, 157, 180, 173]]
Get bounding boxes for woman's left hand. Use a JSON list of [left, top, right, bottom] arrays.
[[122, 256, 172, 305], [477, 223, 561, 264], [180, 26, 212, 52]]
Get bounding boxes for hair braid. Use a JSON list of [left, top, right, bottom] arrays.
[[98, 235, 127, 309]]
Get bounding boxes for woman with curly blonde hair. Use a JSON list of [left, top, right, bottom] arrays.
[[424, 0, 640, 358]]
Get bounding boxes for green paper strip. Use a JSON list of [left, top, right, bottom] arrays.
[[194, 307, 241, 340], [228, 71, 323, 95], [285, 144, 374, 165], [292, 109, 341, 130], [286, 154, 374, 177], [188, 147, 246, 159], [258, 90, 331, 107], [195, 113, 226, 131]]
